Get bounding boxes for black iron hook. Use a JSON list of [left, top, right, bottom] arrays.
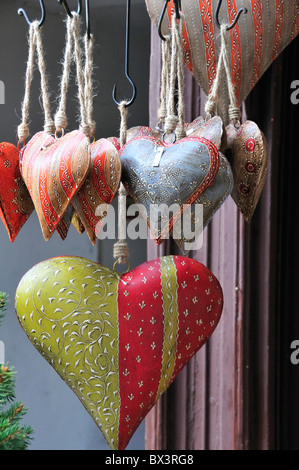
[[18, 0, 46, 27], [215, 0, 247, 30], [85, 0, 91, 39], [158, 0, 182, 41], [58, 1, 90, 38], [112, 0, 136, 107], [57, 0, 82, 18]]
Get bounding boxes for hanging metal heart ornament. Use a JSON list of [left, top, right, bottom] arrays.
[[17, 13, 121, 243], [146, 0, 299, 121], [0, 142, 34, 242], [226, 120, 269, 222], [15, 254, 223, 450], [20, 130, 90, 241], [121, 134, 220, 244], [16, 19, 91, 241], [53, 13, 121, 244], [62, 20, 122, 245], [71, 138, 121, 245]]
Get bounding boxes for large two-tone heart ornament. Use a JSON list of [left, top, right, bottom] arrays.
[[146, 0, 299, 120], [20, 130, 90, 241], [71, 138, 121, 245], [0, 141, 34, 242], [15, 255, 223, 450], [120, 135, 220, 244]]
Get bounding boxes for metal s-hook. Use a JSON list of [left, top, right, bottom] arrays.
[[112, 0, 136, 107], [215, 0, 247, 30], [58, 0, 90, 38], [174, 0, 182, 19], [57, 0, 82, 18], [18, 0, 46, 27], [158, 0, 182, 41]]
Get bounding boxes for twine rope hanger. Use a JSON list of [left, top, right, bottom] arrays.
[[157, 34, 171, 126], [205, 24, 241, 124], [18, 21, 55, 144], [113, 101, 130, 268], [112, 10, 187, 268], [159, 10, 186, 141], [112, 0, 137, 270], [83, 31, 96, 139], [55, 12, 95, 139]]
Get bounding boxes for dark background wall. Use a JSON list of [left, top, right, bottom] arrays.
[[0, 0, 150, 450]]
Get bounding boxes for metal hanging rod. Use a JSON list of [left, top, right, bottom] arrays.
[[112, 0, 136, 107], [158, 0, 182, 41]]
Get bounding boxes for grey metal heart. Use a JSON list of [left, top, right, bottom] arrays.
[[120, 136, 219, 244], [171, 152, 234, 255]]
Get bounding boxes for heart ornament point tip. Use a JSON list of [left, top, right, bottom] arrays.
[[20, 130, 91, 241], [0, 142, 34, 242], [15, 255, 223, 450]]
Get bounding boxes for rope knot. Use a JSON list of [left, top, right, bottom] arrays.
[[55, 110, 67, 133], [113, 240, 129, 265], [205, 99, 217, 117], [17, 123, 30, 142], [80, 122, 92, 137], [175, 126, 186, 140], [228, 105, 241, 122], [164, 114, 179, 133], [44, 120, 55, 136]]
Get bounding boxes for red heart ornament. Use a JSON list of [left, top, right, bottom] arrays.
[[20, 130, 90, 241], [15, 254, 223, 450], [71, 138, 121, 245], [0, 142, 34, 242], [146, 0, 299, 119], [120, 135, 220, 244]]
